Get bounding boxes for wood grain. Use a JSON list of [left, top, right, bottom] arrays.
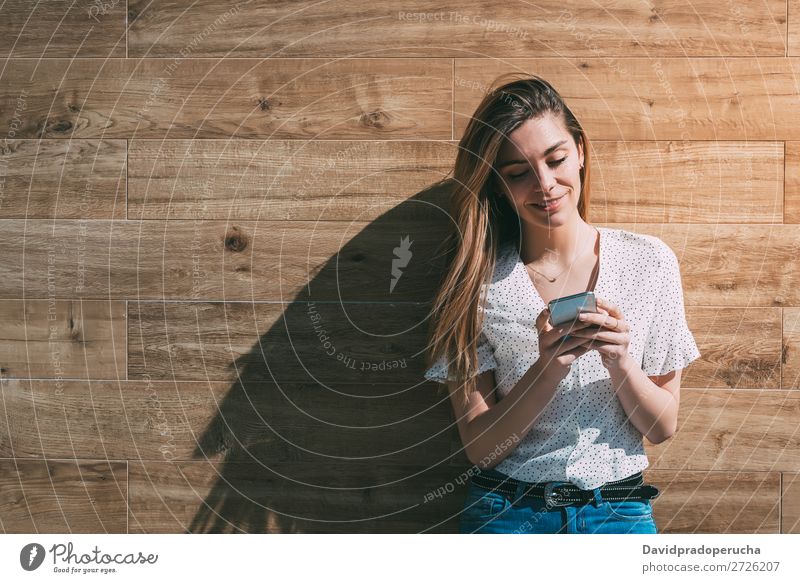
[[586, 141, 783, 224], [126, 301, 431, 383], [128, 0, 786, 58], [0, 139, 126, 219], [0, 460, 127, 533], [782, 307, 800, 388], [0, 218, 449, 301], [682, 307, 781, 390], [128, 460, 463, 533], [128, 139, 454, 221], [783, 141, 800, 223], [647, 470, 780, 534], [127, 139, 783, 223], [648, 389, 800, 472], [0, 0, 126, 58], [0, 300, 126, 379], [782, 472, 800, 533], [0, 379, 454, 465], [0, 58, 452, 140]]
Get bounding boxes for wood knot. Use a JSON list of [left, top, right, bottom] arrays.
[[712, 281, 736, 291], [224, 227, 248, 252], [67, 103, 79, 113], [46, 119, 73, 134], [351, 252, 366, 262], [257, 97, 271, 111], [359, 110, 389, 129], [0, 141, 20, 156]]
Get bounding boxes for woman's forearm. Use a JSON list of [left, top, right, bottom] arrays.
[[465, 360, 564, 470], [608, 355, 678, 444]]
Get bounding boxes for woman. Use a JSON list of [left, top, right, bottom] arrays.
[[424, 73, 701, 534]]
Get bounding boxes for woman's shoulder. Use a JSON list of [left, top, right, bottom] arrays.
[[601, 226, 670, 267]]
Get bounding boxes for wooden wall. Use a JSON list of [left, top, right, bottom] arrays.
[[1, 0, 799, 534]]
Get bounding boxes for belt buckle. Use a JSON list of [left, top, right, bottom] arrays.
[[543, 482, 572, 507]]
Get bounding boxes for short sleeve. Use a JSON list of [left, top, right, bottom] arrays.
[[424, 330, 498, 384], [641, 243, 701, 376]]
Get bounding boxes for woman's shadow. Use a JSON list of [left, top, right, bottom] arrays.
[[184, 180, 473, 533]]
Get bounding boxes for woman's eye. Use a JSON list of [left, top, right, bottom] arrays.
[[508, 157, 567, 180]]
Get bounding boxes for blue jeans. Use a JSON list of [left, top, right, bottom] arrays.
[[459, 470, 658, 534]]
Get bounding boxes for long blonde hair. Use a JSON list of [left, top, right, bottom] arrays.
[[425, 72, 594, 409]]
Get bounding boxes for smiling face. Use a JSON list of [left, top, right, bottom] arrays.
[[494, 113, 585, 226]]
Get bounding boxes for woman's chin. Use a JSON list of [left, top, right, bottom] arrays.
[[523, 202, 574, 224]]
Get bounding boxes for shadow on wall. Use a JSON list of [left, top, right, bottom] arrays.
[[176, 180, 472, 533]]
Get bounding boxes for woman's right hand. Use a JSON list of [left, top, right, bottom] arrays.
[[534, 307, 598, 380]]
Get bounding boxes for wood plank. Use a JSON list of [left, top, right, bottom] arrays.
[[682, 307, 780, 390], [647, 389, 800, 472], [586, 141, 782, 224], [0, 300, 126, 379], [127, 139, 782, 223], [127, 301, 431, 383], [783, 141, 800, 223], [782, 308, 800, 389], [647, 470, 780, 533], [455, 58, 800, 141], [2, 220, 796, 303], [0, 379, 453, 466], [129, 460, 464, 533], [0, 219, 449, 301], [782, 472, 800, 533], [789, 1, 800, 57], [0, 58, 452, 139], [128, 139, 454, 220], [128, 0, 786, 58], [0, 460, 127, 533], [0, 139, 126, 219], [0, 0, 126, 58]]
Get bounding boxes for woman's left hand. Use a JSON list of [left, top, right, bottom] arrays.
[[568, 297, 633, 372]]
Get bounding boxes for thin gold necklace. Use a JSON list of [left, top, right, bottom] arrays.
[[523, 229, 595, 283]]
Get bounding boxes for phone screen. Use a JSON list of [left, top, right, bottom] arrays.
[[548, 291, 598, 326]]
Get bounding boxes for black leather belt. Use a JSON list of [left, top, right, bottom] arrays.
[[471, 470, 660, 507]]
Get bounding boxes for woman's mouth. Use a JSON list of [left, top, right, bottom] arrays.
[[530, 193, 566, 213]]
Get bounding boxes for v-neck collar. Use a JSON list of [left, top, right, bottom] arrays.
[[511, 226, 604, 310]]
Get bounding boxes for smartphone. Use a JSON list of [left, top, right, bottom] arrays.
[[548, 291, 598, 327]]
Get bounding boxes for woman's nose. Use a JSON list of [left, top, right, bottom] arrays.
[[532, 168, 558, 193]]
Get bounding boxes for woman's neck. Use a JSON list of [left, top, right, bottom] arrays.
[[519, 220, 595, 268]]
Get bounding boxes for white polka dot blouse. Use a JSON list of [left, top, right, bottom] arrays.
[[424, 226, 701, 490]]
